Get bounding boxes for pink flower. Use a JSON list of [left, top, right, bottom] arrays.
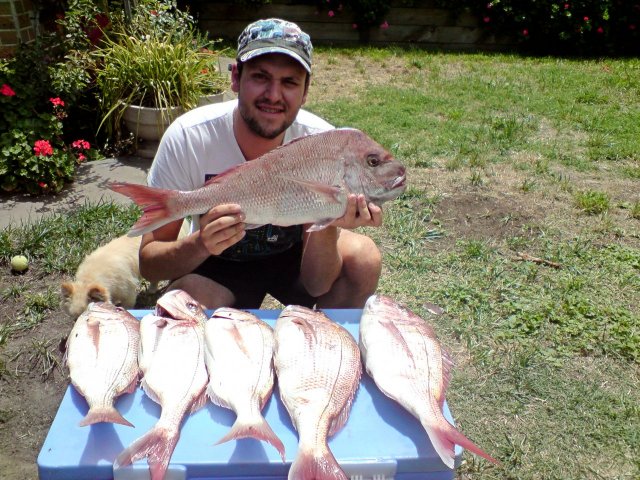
[[34, 140, 54, 156], [77, 153, 87, 162], [49, 97, 64, 107], [352, 23, 358, 29], [72, 139, 91, 150], [523, 29, 529, 36], [483, 16, 491, 23], [1, 84, 16, 96], [597, 27, 604, 34], [564, 3, 570, 9], [583, 16, 589, 22], [328, 10, 334, 17], [380, 21, 389, 30]]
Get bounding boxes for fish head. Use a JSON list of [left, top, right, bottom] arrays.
[[342, 129, 407, 206], [210, 307, 259, 324], [85, 301, 132, 322], [155, 289, 207, 325]]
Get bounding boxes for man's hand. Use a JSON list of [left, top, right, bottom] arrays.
[[198, 204, 246, 255], [331, 194, 383, 229]]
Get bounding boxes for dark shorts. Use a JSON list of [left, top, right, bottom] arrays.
[[191, 241, 317, 309]]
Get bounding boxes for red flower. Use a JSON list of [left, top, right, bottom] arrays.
[[1, 84, 16, 96], [597, 27, 604, 34], [34, 140, 54, 156], [523, 29, 529, 36], [483, 16, 491, 23], [38, 182, 47, 188], [564, 3, 570, 9], [72, 139, 91, 150], [49, 97, 65, 107], [328, 10, 335, 17], [77, 153, 87, 162], [583, 16, 589, 22]]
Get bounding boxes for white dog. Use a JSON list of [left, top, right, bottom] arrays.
[[61, 220, 190, 317], [61, 234, 145, 318]]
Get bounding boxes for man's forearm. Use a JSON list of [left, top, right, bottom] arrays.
[[139, 232, 211, 282]]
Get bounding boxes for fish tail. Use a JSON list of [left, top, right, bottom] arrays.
[[288, 446, 347, 480], [114, 425, 179, 480], [216, 415, 286, 462], [427, 421, 501, 469], [79, 405, 134, 427], [108, 182, 181, 236]]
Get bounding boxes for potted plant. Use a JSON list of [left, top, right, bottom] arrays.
[[92, 0, 228, 157]]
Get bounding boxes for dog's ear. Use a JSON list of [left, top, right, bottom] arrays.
[[87, 284, 110, 303], [61, 282, 75, 299]]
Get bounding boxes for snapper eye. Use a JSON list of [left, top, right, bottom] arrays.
[[367, 154, 381, 167]]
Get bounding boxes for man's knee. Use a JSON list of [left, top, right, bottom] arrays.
[[169, 274, 235, 309], [341, 235, 382, 285]]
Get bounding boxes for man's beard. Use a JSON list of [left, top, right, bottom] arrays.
[[238, 100, 290, 140]]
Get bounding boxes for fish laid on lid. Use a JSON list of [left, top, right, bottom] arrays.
[[359, 294, 501, 469], [204, 307, 285, 460], [274, 305, 362, 479], [65, 302, 140, 427], [114, 290, 208, 480]]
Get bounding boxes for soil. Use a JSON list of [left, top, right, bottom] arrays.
[[1, 53, 638, 480]]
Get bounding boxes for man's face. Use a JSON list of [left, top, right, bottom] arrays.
[[233, 53, 309, 140]]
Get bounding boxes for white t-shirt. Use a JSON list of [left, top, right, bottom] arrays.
[[148, 99, 333, 231]]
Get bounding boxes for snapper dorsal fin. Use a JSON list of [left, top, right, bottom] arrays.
[[204, 163, 251, 185]]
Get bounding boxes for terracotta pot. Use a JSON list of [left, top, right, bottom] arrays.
[[122, 104, 184, 158]]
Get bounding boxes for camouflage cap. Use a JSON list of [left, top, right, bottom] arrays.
[[237, 18, 313, 73]]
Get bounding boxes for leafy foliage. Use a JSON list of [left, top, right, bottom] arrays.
[[436, 0, 640, 55]]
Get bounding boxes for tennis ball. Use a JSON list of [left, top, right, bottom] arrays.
[[10, 255, 29, 272]]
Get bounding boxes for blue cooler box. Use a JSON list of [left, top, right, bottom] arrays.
[[37, 309, 462, 479]]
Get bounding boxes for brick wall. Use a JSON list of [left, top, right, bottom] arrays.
[[0, 0, 36, 57]]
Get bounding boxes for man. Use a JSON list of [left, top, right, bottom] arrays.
[[139, 18, 384, 309]]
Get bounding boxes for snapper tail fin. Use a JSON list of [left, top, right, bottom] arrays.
[[425, 420, 501, 469], [114, 425, 179, 480], [215, 414, 285, 462], [288, 444, 347, 480], [79, 405, 134, 427], [108, 182, 182, 236]]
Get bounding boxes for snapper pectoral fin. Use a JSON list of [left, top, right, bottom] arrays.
[[277, 176, 344, 203], [306, 218, 336, 232]]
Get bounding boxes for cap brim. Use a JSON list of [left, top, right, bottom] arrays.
[[239, 46, 311, 73]]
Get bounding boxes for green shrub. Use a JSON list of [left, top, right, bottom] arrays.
[[437, 0, 640, 55], [0, 87, 98, 194]]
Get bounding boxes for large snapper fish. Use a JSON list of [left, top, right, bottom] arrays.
[[204, 308, 284, 460], [109, 128, 407, 236], [359, 295, 500, 469], [114, 290, 209, 480], [274, 305, 362, 480], [65, 302, 140, 427]]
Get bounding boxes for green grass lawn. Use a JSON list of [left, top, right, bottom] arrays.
[[1, 49, 639, 479]]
